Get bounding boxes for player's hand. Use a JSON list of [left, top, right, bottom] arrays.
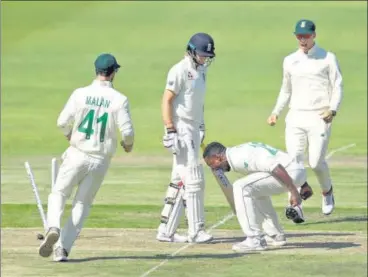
[[121, 141, 133, 153], [267, 114, 278, 126], [199, 123, 205, 144], [319, 110, 335, 123], [163, 127, 180, 155], [289, 191, 302, 207]]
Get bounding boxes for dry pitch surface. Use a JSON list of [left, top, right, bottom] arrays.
[[2, 228, 366, 277]]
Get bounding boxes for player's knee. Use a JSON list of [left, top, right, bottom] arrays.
[[309, 157, 326, 171], [233, 180, 253, 197], [185, 164, 204, 193]]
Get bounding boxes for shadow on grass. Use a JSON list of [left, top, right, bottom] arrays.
[[269, 241, 362, 251], [67, 252, 254, 263], [210, 231, 358, 244], [302, 215, 367, 226]]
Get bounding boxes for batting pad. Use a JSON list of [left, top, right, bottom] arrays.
[[160, 183, 185, 236], [185, 164, 205, 237]]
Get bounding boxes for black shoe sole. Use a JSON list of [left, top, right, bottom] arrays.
[[285, 207, 305, 224]]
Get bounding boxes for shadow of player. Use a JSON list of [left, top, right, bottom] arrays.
[[67, 252, 256, 263]]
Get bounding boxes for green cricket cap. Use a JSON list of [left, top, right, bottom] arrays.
[[294, 19, 316, 35], [94, 53, 121, 74]]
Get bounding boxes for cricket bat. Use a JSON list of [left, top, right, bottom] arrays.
[[201, 143, 236, 214]]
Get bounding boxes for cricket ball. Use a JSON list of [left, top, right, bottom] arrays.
[[37, 233, 44, 240]]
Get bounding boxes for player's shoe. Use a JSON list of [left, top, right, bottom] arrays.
[[53, 247, 68, 262], [38, 227, 60, 258], [188, 230, 213, 243], [265, 234, 287, 246], [322, 186, 335, 215], [156, 232, 188, 243], [232, 237, 267, 253], [285, 205, 305, 224]]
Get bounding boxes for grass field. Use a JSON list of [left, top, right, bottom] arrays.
[[1, 1, 367, 277]]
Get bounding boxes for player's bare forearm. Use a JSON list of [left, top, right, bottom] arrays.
[[271, 164, 298, 194], [161, 89, 176, 129]]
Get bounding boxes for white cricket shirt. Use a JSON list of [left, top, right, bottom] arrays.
[[165, 55, 207, 124], [272, 44, 343, 116], [226, 142, 293, 174], [57, 80, 134, 158]]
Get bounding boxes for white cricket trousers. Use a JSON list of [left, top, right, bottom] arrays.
[[285, 109, 332, 192], [233, 161, 306, 238], [47, 146, 110, 254], [160, 117, 205, 238]]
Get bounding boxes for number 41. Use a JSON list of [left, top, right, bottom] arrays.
[[78, 109, 108, 142]]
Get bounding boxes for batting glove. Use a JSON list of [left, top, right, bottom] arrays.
[[163, 127, 180, 155]]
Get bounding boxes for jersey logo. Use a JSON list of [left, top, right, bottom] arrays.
[[207, 43, 212, 52], [300, 21, 306, 28], [168, 80, 174, 86], [244, 162, 248, 168], [188, 71, 194, 80]]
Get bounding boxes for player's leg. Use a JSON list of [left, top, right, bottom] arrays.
[[39, 147, 87, 258], [233, 172, 286, 252], [156, 155, 188, 243], [181, 121, 211, 243], [232, 173, 277, 252], [285, 124, 308, 223], [307, 121, 334, 215], [54, 158, 110, 261]]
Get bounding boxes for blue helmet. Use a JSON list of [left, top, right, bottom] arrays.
[[187, 32, 215, 58]]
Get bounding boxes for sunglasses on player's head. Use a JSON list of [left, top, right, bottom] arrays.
[[296, 34, 313, 40]]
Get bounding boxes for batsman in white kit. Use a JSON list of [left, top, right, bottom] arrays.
[[267, 19, 343, 221], [157, 33, 216, 243], [203, 141, 310, 252], [39, 53, 134, 261]]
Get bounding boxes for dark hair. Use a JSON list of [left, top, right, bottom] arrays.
[[202, 141, 226, 159], [95, 68, 115, 77]]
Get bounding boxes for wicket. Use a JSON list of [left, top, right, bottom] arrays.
[[25, 158, 59, 239]]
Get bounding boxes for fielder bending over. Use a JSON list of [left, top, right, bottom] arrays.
[[39, 54, 134, 261], [203, 141, 312, 252], [157, 33, 216, 243], [267, 19, 343, 221]]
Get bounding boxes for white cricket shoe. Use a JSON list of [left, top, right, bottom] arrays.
[[285, 205, 305, 224], [322, 187, 335, 215], [38, 227, 60, 258], [265, 234, 286, 246], [188, 230, 213, 243], [156, 232, 188, 243], [232, 237, 267, 253], [53, 247, 68, 262]]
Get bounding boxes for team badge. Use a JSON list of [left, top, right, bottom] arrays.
[[188, 72, 194, 80]]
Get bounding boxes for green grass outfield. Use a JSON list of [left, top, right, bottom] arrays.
[[1, 1, 367, 277]]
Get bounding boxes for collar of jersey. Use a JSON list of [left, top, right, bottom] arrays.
[[92, 80, 113, 87], [298, 43, 319, 57], [184, 55, 197, 69]]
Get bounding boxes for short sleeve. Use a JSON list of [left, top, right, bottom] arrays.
[[165, 66, 182, 95]]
